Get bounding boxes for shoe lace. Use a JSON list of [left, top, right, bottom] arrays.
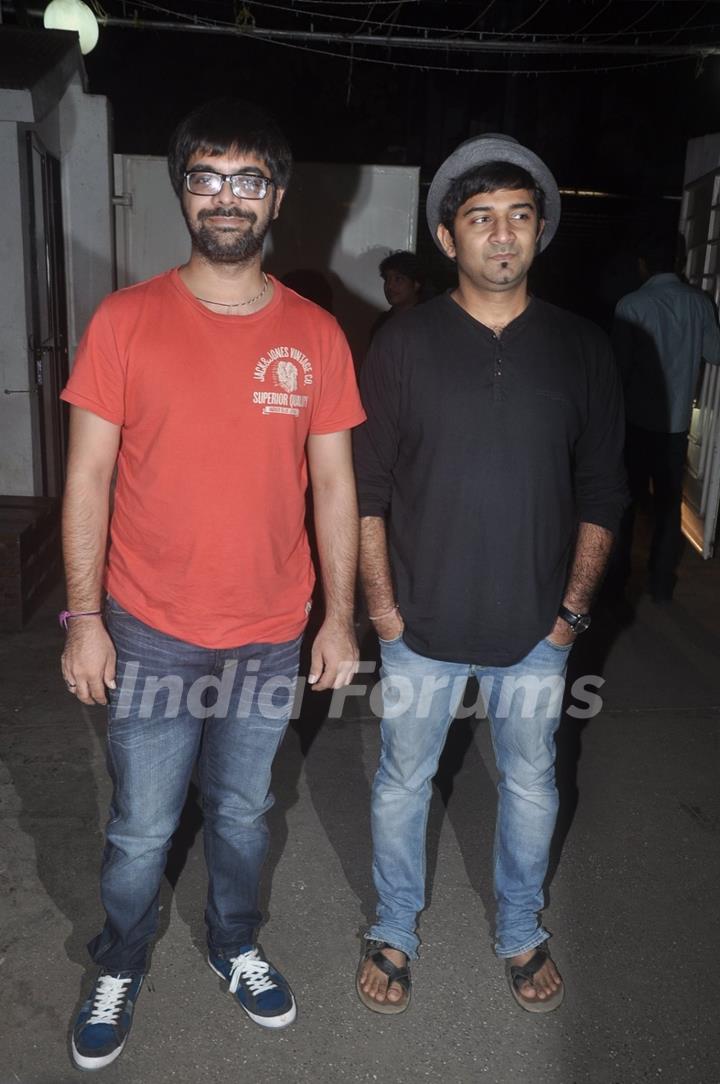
[[87, 975, 132, 1025], [227, 949, 276, 996]]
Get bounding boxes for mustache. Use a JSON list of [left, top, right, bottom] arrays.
[[198, 208, 257, 224]]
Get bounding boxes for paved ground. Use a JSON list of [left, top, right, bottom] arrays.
[[1, 524, 719, 1084]]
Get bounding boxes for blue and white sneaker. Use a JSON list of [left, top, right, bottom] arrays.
[[208, 944, 297, 1029], [71, 971, 143, 1070]]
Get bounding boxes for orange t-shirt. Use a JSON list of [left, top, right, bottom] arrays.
[[61, 270, 365, 648]]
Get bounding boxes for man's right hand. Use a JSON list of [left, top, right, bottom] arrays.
[[61, 618, 117, 706], [373, 609, 405, 643]]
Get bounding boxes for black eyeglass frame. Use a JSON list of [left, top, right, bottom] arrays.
[[183, 170, 276, 200]]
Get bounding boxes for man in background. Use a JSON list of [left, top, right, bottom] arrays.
[[370, 250, 425, 338], [612, 234, 720, 602]]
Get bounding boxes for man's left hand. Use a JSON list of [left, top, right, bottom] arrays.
[[545, 615, 576, 647], [308, 616, 360, 691]]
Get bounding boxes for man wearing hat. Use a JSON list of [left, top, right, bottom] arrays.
[[353, 135, 627, 1014]]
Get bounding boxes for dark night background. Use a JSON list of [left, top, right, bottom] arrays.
[[14, 0, 720, 324]]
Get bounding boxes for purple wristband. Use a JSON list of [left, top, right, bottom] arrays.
[[59, 609, 102, 630]]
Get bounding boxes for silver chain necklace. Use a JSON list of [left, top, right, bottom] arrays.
[[194, 273, 269, 310]]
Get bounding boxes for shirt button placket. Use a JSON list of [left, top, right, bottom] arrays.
[[493, 333, 503, 401]]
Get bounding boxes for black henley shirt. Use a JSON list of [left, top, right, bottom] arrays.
[[353, 293, 628, 666]]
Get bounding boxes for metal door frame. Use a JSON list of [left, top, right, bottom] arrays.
[[679, 168, 720, 558], [22, 129, 70, 498]]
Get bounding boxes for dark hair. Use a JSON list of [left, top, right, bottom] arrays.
[[638, 233, 682, 276], [438, 161, 545, 236], [168, 98, 293, 197], [379, 250, 424, 284]]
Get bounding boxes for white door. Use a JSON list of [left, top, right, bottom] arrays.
[[679, 168, 720, 558], [113, 155, 419, 363]]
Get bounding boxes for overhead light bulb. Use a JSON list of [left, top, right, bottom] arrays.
[[43, 0, 100, 55]]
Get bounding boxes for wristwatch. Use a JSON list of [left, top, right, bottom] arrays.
[[558, 605, 591, 634]]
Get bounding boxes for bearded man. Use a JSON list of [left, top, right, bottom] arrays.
[[60, 99, 364, 1069]]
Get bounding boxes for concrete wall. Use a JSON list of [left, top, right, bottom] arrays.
[[34, 101, 61, 158], [114, 156, 419, 364], [0, 76, 113, 496], [684, 134, 720, 187], [0, 122, 36, 494], [58, 77, 114, 356]]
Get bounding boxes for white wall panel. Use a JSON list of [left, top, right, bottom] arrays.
[[114, 155, 419, 362]]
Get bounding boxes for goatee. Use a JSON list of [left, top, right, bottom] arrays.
[[183, 206, 272, 265]]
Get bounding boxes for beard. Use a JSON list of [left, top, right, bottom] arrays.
[[478, 250, 533, 291], [183, 204, 273, 265]]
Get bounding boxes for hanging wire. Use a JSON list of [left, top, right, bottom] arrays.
[[120, 0, 720, 44], [264, 0, 423, 5], [589, 0, 662, 43], [356, 1, 380, 34], [572, 0, 614, 38], [182, 22, 701, 75], [36, 0, 719, 63], [505, 0, 553, 35], [346, 42, 354, 104], [664, 1, 707, 46], [459, 0, 497, 34], [264, 35, 697, 74], [245, 0, 482, 34], [242, 0, 720, 42]]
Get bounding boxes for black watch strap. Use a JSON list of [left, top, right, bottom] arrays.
[[558, 605, 591, 633]]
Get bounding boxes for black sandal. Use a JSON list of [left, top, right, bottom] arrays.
[[356, 940, 412, 1015], [507, 942, 565, 1014]]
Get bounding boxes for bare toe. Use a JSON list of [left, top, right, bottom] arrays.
[[508, 946, 564, 1013], [357, 943, 411, 1014]]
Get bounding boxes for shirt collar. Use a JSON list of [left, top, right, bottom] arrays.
[[643, 273, 680, 288]]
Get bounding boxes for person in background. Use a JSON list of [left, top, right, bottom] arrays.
[[370, 250, 424, 338], [612, 234, 720, 602]]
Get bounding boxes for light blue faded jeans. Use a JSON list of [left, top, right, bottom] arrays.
[[367, 633, 572, 960], [88, 597, 301, 975]]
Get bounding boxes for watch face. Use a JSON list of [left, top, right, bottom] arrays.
[[574, 614, 592, 633]]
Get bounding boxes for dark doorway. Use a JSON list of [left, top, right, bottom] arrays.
[[24, 131, 70, 498]]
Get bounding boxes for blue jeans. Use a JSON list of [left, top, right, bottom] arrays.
[[88, 597, 301, 975], [368, 634, 571, 960]]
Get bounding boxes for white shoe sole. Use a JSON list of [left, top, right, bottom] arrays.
[[208, 959, 297, 1028], [71, 1036, 127, 1071], [71, 974, 143, 1070]]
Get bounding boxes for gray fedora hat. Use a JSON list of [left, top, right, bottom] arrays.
[[426, 133, 561, 253]]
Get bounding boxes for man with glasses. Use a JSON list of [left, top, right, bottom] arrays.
[[60, 99, 364, 1069]]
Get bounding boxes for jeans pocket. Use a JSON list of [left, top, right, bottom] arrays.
[[378, 632, 404, 646], [105, 594, 129, 618]]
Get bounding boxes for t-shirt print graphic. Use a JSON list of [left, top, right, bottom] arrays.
[[253, 345, 313, 416], [276, 360, 298, 392]]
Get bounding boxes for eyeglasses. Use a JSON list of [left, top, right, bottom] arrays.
[[184, 170, 275, 200]]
